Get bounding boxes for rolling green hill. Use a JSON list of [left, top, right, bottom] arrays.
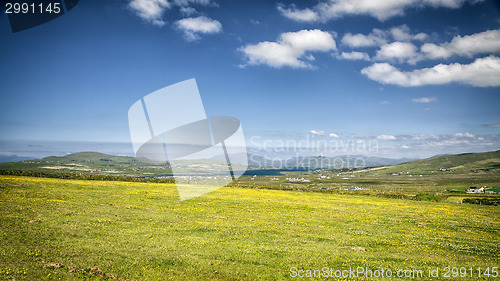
[[372, 150, 500, 175], [1, 150, 499, 178], [0, 152, 172, 176]]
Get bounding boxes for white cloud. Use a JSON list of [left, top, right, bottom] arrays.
[[338, 51, 370, 61], [173, 0, 211, 6], [128, 0, 170, 26], [413, 33, 429, 41], [175, 16, 222, 41], [240, 29, 336, 69], [390, 25, 428, 42], [128, 0, 215, 26], [341, 31, 387, 48], [422, 133, 482, 147], [342, 25, 428, 52], [390, 25, 413, 41], [179, 6, 197, 15], [412, 97, 437, 103], [249, 19, 260, 25], [277, 4, 319, 22], [380, 101, 391, 104], [421, 43, 451, 59], [375, 42, 422, 64], [422, 29, 500, 59], [454, 132, 475, 138], [310, 130, 325, 136], [277, 0, 483, 22], [377, 134, 397, 140], [378, 133, 500, 158], [304, 54, 315, 61], [329, 133, 339, 138], [408, 134, 439, 140], [361, 55, 500, 87], [484, 123, 500, 128], [341, 25, 436, 64]]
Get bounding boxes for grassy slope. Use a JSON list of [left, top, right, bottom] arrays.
[[0, 175, 498, 280], [0, 152, 171, 176], [233, 151, 500, 197], [2, 150, 499, 176], [377, 150, 500, 174]]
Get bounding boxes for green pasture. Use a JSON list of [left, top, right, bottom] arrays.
[[0, 175, 498, 280]]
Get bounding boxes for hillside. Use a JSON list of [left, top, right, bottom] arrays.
[[372, 150, 500, 175], [0, 152, 172, 176], [235, 150, 500, 198], [1, 150, 499, 180]]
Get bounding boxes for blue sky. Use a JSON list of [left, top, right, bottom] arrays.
[[0, 0, 499, 159]]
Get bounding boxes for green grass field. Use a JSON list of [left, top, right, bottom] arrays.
[[1, 175, 499, 280], [230, 151, 500, 202], [234, 167, 500, 203]]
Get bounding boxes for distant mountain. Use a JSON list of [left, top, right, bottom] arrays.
[[0, 155, 35, 163], [286, 155, 416, 170], [247, 154, 270, 167], [427, 153, 452, 159], [247, 154, 416, 170]]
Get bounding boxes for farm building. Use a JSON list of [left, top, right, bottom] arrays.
[[467, 186, 485, 193]]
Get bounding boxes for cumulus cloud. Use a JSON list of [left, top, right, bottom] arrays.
[[329, 133, 339, 138], [412, 97, 437, 103], [172, 0, 211, 6], [341, 26, 431, 64], [128, 0, 170, 26], [409, 134, 439, 140], [277, 0, 482, 22], [390, 25, 428, 42], [361, 55, 500, 87], [417, 132, 493, 148], [344, 28, 500, 85], [240, 29, 336, 69], [377, 134, 397, 140], [342, 25, 428, 52], [379, 133, 500, 158], [249, 19, 260, 25], [396, 133, 482, 142], [341, 30, 387, 48], [338, 51, 370, 61], [179, 6, 197, 15], [277, 4, 319, 22], [454, 132, 475, 138], [484, 123, 500, 128], [175, 16, 222, 41], [421, 29, 500, 59], [375, 42, 422, 64], [128, 0, 215, 26], [310, 130, 325, 136]]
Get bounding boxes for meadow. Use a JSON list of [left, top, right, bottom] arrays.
[[0, 175, 498, 280], [234, 150, 500, 204]]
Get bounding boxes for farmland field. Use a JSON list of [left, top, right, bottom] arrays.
[[0, 175, 498, 280]]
